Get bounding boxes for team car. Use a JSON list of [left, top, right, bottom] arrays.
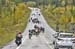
[[53, 33, 75, 49]]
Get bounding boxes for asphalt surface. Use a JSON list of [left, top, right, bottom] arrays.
[[2, 7, 74, 49]]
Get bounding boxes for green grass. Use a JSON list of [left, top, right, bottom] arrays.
[[0, 32, 16, 48], [41, 9, 67, 32], [0, 14, 30, 48], [41, 8, 56, 31], [0, 4, 30, 48]]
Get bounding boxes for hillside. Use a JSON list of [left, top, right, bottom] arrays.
[[1, 0, 75, 48], [0, 0, 30, 48], [41, 0, 75, 33]]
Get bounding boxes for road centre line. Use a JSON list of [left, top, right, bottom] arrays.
[[40, 34, 54, 49], [16, 35, 28, 49]]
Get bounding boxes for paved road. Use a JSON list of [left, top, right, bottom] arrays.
[[2, 7, 54, 49], [2, 7, 72, 49]]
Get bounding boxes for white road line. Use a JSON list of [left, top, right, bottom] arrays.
[[40, 34, 54, 49], [16, 9, 34, 49], [16, 35, 28, 49]]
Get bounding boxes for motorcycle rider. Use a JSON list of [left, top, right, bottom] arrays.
[[40, 27, 45, 33], [34, 25, 40, 36], [29, 30, 33, 39], [15, 32, 22, 46]]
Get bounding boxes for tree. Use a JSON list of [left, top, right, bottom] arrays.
[[26, 1, 36, 7]]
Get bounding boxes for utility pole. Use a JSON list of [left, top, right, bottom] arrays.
[[12, 1, 16, 25], [64, 0, 67, 32], [71, 0, 75, 33], [56, 0, 59, 32]]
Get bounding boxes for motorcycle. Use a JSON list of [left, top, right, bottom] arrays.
[[29, 34, 32, 39], [15, 39, 22, 46]]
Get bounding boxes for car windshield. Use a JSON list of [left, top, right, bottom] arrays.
[[60, 34, 73, 38]]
